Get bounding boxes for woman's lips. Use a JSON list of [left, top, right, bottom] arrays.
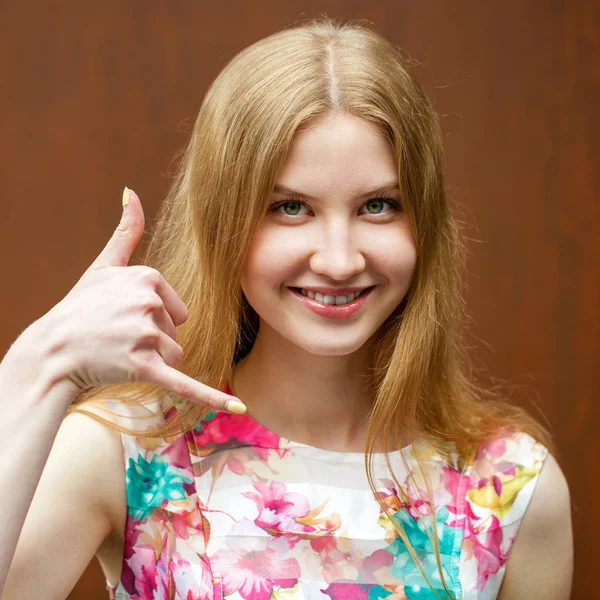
[[288, 286, 375, 319]]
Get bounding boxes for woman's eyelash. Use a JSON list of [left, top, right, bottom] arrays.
[[268, 195, 403, 215]]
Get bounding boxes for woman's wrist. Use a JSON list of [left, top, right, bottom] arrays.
[[0, 316, 79, 413]]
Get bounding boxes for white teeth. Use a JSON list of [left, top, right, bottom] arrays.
[[298, 288, 363, 305]]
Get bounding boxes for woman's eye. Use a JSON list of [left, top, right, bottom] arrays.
[[364, 198, 397, 215], [270, 200, 308, 216], [268, 196, 402, 218]]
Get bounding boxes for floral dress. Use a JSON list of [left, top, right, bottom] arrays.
[[106, 386, 548, 600]]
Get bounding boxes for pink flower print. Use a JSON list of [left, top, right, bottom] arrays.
[[244, 480, 342, 539], [477, 436, 507, 461], [473, 429, 520, 480], [358, 548, 395, 586], [124, 546, 163, 598], [401, 494, 433, 519], [321, 580, 374, 600], [170, 504, 204, 540], [374, 482, 401, 515], [195, 412, 282, 461], [243, 481, 312, 535], [469, 515, 509, 590], [163, 433, 196, 472], [307, 535, 361, 583], [492, 475, 502, 497], [211, 526, 300, 600], [441, 466, 476, 531], [227, 455, 246, 475], [378, 475, 434, 521], [170, 555, 214, 600], [396, 475, 435, 520]]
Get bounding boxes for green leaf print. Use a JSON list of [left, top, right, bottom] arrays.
[[369, 507, 457, 600], [126, 454, 192, 521]]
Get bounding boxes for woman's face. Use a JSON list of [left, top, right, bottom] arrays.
[[241, 112, 417, 357]]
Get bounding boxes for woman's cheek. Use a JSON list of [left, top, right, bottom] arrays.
[[242, 227, 302, 292]]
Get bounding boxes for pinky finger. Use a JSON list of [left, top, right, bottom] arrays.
[[144, 358, 247, 414]]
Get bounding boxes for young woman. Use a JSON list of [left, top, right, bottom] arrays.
[[0, 17, 572, 600]]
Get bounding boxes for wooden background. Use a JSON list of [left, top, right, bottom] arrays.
[[0, 1, 596, 598]]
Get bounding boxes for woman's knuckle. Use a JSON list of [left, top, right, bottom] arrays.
[[163, 351, 178, 367], [203, 388, 218, 408], [142, 267, 162, 287], [138, 293, 162, 312], [130, 356, 150, 380], [138, 326, 160, 344], [174, 378, 192, 398], [168, 345, 183, 365]]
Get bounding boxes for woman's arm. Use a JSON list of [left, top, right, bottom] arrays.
[[0, 321, 77, 592], [1, 409, 125, 599], [498, 452, 574, 599], [0, 320, 124, 598]]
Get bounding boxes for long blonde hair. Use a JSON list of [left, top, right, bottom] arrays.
[[69, 16, 553, 598]]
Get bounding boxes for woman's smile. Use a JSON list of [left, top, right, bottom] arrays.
[[287, 285, 376, 319]]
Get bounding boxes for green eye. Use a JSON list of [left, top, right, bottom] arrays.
[[281, 202, 303, 215], [267, 199, 308, 216], [268, 196, 402, 218], [365, 199, 385, 214]]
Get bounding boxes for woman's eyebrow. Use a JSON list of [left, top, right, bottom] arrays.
[[272, 182, 400, 200]]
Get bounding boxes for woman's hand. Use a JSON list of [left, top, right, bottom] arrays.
[[35, 187, 245, 414]]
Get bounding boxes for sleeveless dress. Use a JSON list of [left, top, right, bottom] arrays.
[[105, 387, 548, 600]]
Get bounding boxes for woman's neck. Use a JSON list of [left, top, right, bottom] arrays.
[[230, 330, 377, 452]]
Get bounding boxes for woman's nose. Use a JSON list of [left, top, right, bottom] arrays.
[[308, 225, 366, 281]]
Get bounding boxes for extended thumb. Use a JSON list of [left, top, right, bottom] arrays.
[[89, 186, 145, 269]]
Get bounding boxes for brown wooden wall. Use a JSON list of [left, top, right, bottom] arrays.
[[1, 2, 596, 598]]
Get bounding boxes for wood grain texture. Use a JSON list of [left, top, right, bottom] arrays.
[[0, 1, 595, 598]]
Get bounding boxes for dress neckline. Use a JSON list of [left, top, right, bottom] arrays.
[[217, 382, 416, 463]]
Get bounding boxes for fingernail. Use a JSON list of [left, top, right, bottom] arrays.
[[122, 186, 130, 209], [225, 399, 247, 414]]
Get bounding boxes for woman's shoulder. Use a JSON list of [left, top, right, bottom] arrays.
[[497, 447, 573, 597], [64, 397, 190, 535], [471, 427, 573, 597], [444, 426, 570, 595], [462, 426, 550, 522], [53, 408, 126, 531]]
